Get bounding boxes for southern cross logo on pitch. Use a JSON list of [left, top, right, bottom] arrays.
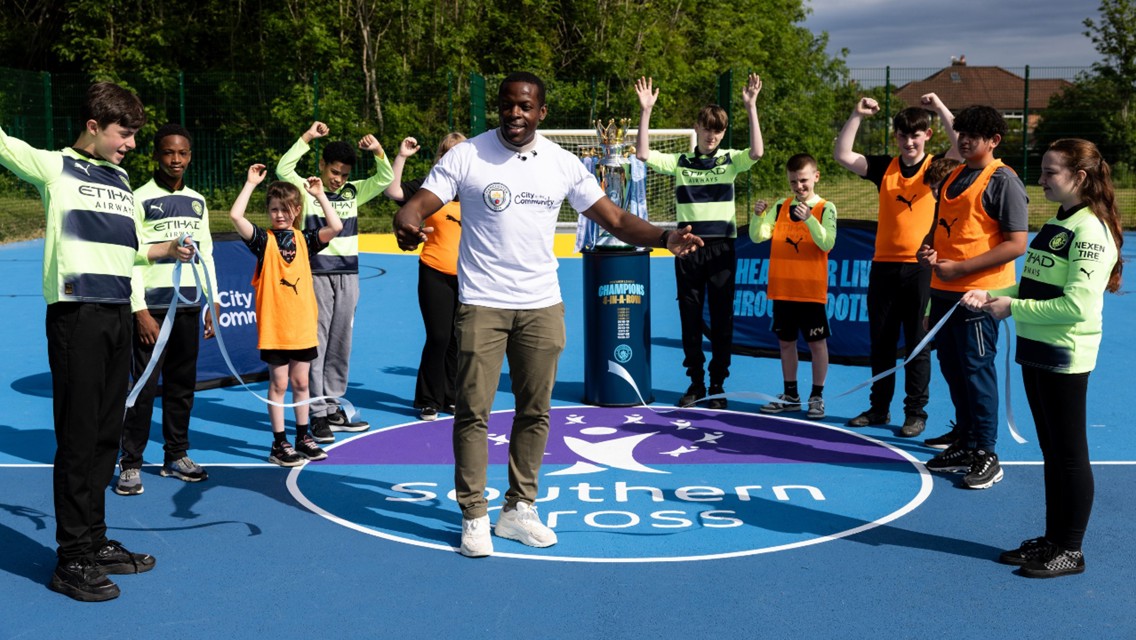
[[290, 406, 930, 562]]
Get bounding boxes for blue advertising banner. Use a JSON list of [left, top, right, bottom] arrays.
[[195, 233, 268, 389], [727, 220, 881, 366]]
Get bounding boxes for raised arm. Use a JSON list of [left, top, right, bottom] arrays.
[[305, 176, 343, 243], [229, 164, 267, 241], [385, 137, 420, 201], [834, 97, 878, 177], [276, 121, 328, 186], [634, 77, 658, 162], [921, 93, 962, 161], [353, 133, 394, 204], [742, 73, 764, 161]]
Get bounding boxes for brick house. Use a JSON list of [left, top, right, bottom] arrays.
[[895, 57, 1072, 131]]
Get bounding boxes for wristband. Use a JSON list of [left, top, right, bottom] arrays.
[[658, 229, 670, 248]]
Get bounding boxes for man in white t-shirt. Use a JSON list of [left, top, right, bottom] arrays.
[[394, 72, 703, 558]]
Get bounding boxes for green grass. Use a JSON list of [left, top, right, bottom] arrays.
[[1, 179, 1132, 245]]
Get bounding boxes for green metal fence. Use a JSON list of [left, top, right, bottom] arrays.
[[0, 64, 1131, 241]]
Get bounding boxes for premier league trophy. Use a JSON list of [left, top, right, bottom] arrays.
[[576, 118, 648, 251], [579, 118, 653, 407]]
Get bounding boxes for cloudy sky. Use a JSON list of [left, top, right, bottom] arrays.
[[803, 0, 1102, 70]]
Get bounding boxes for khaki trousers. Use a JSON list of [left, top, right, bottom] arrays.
[[452, 302, 565, 518]]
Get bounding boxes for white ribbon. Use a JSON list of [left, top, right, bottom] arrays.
[[125, 237, 359, 420], [607, 298, 1027, 444]]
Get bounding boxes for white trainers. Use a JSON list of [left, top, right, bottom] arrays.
[[494, 502, 557, 548], [806, 395, 826, 420], [459, 515, 493, 557]]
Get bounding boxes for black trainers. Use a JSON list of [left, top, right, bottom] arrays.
[[327, 408, 370, 433], [269, 439, 304, 467], [310, 415, 335, 444], [1019, 548, 1086, 579], [706, 385, 727, 410], [419, 406, 439, 421], [900, 416, 926, 438], [48, 557, 120, 602], [924, 421, 960, 449], [677, 383, 706, 408], [94, 540, 156, 574], [295, 435, 328, 461], [963, 449, 1004, 489], [999, 537, 1058, 566], [924, 443, 974, 473], [847, 409, 889, 427]]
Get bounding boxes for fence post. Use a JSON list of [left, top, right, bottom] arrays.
[[1022, 65, 1030, 184], [884, 66, 891, 151], [590, 76, 597, 125], [469, 72, 486, 135], [447, 70, 454, 133], [42, 72, 54, 149], [313, 71, 321, 121], [178, 71, 186, 126], [717, 69, 733, 149]]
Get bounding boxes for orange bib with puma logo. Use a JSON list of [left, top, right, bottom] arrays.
[[252, 230, 319, 350], [932, 160, 1017, 292], [769, 198, 829, 304]]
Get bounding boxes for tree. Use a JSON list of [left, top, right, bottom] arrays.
[[1037, 0, 1136, 176]]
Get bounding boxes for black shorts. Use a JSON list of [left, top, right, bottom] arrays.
[[770, 300, 830, 343], [260, 347, 318, 366]]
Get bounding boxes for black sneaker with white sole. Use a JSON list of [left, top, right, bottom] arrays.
[[924, 443, 974, 473], [327, 408, 370, 432], [310, 415, 335, 444], [269, 439, 304, 467], [963, 449, 1004, 489], [295, 435, 328, 461]]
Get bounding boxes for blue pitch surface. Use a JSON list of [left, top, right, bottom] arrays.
[[1, 236, 1135, 639]]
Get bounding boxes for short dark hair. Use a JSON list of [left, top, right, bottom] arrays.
[[893, 107, 933, 135], [786, 153, 817, 172], [153, 123, 192, 149], [322, 141, 357, 167], [499, 72, 547, 105], [953, 105, 1007, 139], [923, 156, 961, 186], [696, 104, 728, 132], [81, 82, 146, 130]]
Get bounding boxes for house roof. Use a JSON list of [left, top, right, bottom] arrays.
[[895, 65, 1072, 111]]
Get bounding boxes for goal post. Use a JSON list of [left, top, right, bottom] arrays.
[[542, 128, 696, 229]]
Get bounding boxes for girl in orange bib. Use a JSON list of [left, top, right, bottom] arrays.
[[229, 164, 344, 467]]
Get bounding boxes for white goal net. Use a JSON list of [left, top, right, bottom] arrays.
[[542, 128, 695, 227]]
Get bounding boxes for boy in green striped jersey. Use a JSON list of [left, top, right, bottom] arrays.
[[0, 83, 194, 602], [116, 124, 217, 497], [636, 74, 765, 408]]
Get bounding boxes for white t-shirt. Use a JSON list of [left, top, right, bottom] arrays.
[[422, 130, 605, 309]]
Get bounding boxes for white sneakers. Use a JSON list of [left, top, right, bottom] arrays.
[[460, 515, 493, 557], [494, 502, 558, 548], [459, 502, 558, 557]]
